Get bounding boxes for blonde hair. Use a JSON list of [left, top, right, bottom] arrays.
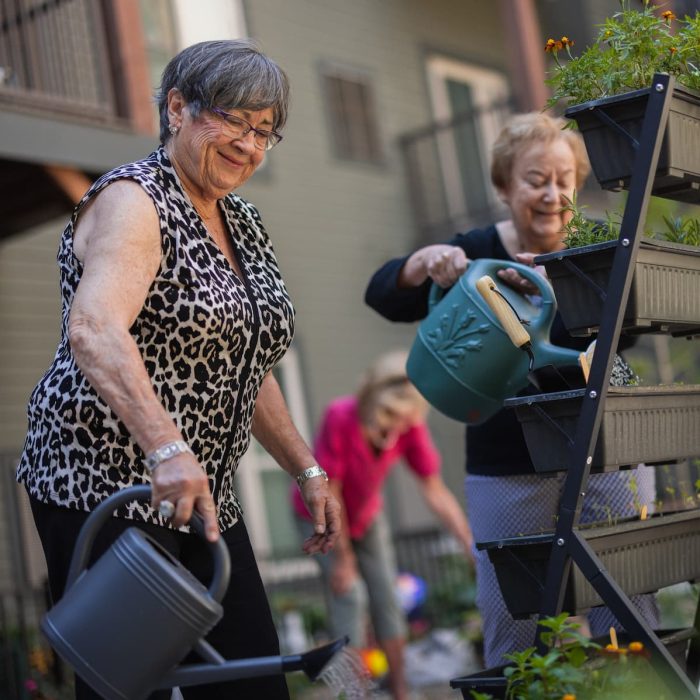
[[356, 350, 428, 425], [490, 112, 591, 191]]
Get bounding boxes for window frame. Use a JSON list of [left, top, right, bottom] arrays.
[[320, 61, 384, 165]]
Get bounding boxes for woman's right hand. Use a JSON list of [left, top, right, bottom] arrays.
[[151, 453, 220, 542], [400, 244, 468, 288]]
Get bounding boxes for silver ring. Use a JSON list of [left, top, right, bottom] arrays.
[[159, 500, 176, 519]]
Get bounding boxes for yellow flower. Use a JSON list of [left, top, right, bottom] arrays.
[[662, 10, 676, 23], [561, 36, 575, 48], [562, 695, 577, 700], [628, 641, 644, 652], [545, 38, 557, 52]]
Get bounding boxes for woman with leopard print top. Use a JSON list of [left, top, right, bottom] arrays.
[[18, 39, 340, 700]]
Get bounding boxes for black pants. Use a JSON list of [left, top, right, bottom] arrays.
[[30, 496, 290, 700]]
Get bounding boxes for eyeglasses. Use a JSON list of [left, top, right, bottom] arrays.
[[209, 107, 283, 151]]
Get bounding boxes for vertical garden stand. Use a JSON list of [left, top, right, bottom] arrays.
[[452, 73, 700, 699]]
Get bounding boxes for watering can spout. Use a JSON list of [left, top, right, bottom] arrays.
[[285, 636, 349, 681], [157, 637, 350, 688]]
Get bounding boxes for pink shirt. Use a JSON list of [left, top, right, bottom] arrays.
[[292, 395, 440, 539]]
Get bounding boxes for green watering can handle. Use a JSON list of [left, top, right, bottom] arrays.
[[477, 259, 558, 334], [428, 258, 556, 332], [477, 260, 581, 367], [65, 485, 231, 603]]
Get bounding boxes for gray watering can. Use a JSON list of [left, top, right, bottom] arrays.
[[407, 258, 584, 425], [42, 485, 347, 700]]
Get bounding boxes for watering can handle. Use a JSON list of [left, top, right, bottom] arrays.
[[65, 485, 231, 603], [475, 275, 531, 349]]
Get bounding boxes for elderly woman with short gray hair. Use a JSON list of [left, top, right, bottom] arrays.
[[18, 39, 340, 700]]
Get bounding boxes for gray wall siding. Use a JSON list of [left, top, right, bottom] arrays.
[[0, 220, 63, 453], [239, 0, 508, 527]]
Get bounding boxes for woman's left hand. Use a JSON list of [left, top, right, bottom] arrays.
[[496, 252, 548, 296], [300, 477, 341, 555]]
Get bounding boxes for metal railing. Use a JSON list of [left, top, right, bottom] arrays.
[[0, 0, 118, 122], [263, 528, 477, 646], [398, 99, 513, 246]]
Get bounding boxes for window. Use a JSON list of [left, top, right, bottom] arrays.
[[322, 67, 382, 163], [425, 55, 511, 230], [234, 346, 311, 561], [139, 0, 247, 92]]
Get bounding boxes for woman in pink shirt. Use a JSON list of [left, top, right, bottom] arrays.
[[292, 350, 473, 700]]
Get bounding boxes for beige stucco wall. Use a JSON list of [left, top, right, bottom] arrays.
[[237, 0, 508, 523]]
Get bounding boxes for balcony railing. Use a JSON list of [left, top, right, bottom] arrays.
[[0, 0, 119, 123], [399, 99, 513, 246]]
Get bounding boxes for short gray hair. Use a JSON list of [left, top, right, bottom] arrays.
[[156, 39, 289, 143]]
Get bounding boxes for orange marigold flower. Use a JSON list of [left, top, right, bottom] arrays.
[[628, 641, 649, 657], [555, 40, 564, 50], [561, 36, 575, 47], [662, 10, 676, 22], [545, 38, 557, 52], [562, 695, 577, 700], [670, 46, 678, 54]]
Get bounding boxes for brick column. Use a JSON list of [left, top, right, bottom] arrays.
[[497, 0, 550, 112], [103, 0, 156, 135]]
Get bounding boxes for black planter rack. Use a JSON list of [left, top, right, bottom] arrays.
[[452, 74, 700, 699]]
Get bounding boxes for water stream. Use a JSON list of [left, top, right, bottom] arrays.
[[316, 647, 374, 698]]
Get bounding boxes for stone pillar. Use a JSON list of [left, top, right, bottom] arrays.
[[497, 0, 550, 112]]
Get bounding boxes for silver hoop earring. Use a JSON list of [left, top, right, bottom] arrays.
[[169, 124, 179, 136]]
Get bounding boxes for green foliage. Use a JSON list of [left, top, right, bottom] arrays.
[[561, 193, 700, 248], [561, 193, 620, 248], [471, 614, 671, 700], [545, 0, 700, 109], [657, 215, 700, 246]]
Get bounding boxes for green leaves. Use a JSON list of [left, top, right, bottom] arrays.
[[560, 193, 700, 249], [561, 192, 620, 248], [470, 613, 670, 700], [545, 0, 700, 108]]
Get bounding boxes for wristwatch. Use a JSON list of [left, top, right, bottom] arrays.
[[296, 465, 328, 488], [145, 440, 193, 472]]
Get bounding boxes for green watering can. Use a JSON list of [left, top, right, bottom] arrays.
[[407, 258, 584, 425]]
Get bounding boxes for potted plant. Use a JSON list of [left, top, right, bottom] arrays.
[[545, 1, 700, 201], [451, 615, 678, 699], [534, 196, 700, 337]]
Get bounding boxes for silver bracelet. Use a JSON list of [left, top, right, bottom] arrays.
[[145, 440, 193, 472], [296, 465, 328, 488]]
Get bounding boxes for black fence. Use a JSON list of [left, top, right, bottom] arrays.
[[263, 528, 477, 651]]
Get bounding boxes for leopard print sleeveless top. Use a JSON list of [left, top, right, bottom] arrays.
[[17, 147, 295, 530]]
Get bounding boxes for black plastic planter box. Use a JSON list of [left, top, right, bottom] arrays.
[[481, 509, 700, 620], [565, 84, 700, 202], [505, 385, 700, 473], [535, 238, 700, 337]]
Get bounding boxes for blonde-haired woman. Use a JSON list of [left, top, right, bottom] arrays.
[[365, 111, 657, 668], [292, 350, 473, 700]]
